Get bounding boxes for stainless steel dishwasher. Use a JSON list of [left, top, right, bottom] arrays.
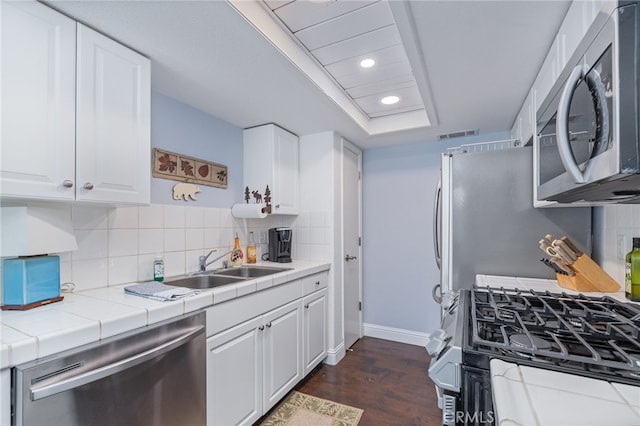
[[12, 311, 206, 426]]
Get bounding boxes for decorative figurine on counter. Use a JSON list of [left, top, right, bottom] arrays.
[[244, 186, 251, 203], [252, 190, 262, 203]]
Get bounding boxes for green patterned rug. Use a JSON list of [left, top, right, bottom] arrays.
[[260, 391, 363, 426]]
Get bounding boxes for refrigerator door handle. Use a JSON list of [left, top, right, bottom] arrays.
[[433, 178, 442, 270], [432, 283, 442, 304]]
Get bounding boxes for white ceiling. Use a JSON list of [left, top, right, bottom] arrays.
[[45, 0, 571, 150]]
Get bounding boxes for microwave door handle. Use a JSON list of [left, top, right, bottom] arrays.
[[557, 64, 588, 183], [433, 179, 441, 270]]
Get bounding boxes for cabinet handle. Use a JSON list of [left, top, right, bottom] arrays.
[[275, 204, 280, 209], [345, 254, 358, 262], [62, 180, 74, 188], [315, 281, 320, 286], [83, 182, 94, 190], [304, 304, 309, 309], [266, 322, 272, 328], [258, 325, 264, 331]]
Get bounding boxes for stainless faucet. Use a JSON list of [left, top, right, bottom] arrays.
[[199, 249, 232, 272]]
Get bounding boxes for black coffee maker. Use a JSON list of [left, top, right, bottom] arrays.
[[268, 227, 292, 263]]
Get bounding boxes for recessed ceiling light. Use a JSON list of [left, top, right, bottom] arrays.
[[359, 58, 375, 68], [380, 95, 400, 105]]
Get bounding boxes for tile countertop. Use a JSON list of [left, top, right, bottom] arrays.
[[475, 274, 640, 426], [0, 260, 330, 369]]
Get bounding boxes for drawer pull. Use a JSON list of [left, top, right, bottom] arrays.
[[266, 322, 272, 328], [83, 182, 94, 190], [62, 180, 73, 188], [258, 325, 264, 331]]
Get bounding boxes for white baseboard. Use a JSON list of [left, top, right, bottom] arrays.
[[363, 323, 429, 347], [324, 342, 345, 365]]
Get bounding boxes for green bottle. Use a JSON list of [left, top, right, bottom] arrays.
[[625, 238, 640, 301]]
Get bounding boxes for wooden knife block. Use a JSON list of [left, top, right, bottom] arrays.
[[556, 254, 621, 293]]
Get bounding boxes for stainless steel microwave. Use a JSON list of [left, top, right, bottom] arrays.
[[536, 1, 640, 204]]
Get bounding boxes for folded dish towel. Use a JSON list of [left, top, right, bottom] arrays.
[[124, 281, 199, 302]]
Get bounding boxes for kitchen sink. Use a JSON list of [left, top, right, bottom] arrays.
[[167, 274, 245, 289], [213, 265, 293, 278]]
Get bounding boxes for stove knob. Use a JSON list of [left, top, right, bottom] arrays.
[[425, 329, 447, 357]]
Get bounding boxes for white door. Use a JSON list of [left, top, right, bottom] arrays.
[[75, 23, 150, 204], [343, 141, 362, 350], [207, 317, 263, 426], [1, 1, 76, 200], [303, 289, 327, 374], [262, 300, 302, 411]]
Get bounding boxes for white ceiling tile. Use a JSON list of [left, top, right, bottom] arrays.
[[264, 0, 294, 11], [311, 25, 400, 65], [368, 105, 424, 118], [271, 0, 377, 33], [294, 1, 394, 51], [346, 76, 416, 99], [354, 85, 423, 115], [324, 44, 407, 79], [335, 61, 412, 89]]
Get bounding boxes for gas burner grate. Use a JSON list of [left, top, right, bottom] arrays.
[[470, 287, 640, 379]]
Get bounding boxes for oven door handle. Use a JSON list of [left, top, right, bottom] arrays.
[[557, 63, 609, 184], [30, 325, 205, 401]]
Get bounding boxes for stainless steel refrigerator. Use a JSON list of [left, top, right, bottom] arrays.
[[433, 146, 592, 300]]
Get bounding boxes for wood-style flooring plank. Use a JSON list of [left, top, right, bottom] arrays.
[[294, 337, 442, 426]]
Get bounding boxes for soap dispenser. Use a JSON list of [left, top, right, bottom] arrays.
[[230, 233, 244, 267]]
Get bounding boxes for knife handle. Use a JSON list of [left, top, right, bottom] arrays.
[[560, 236, 583, 257], [553, 240, 577, 263]]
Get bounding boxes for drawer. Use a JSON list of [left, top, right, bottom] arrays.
[[302, 272, 327, 296]]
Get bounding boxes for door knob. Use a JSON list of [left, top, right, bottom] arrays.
[[83, 182, 94, 190], [345, 254, 357, 262]]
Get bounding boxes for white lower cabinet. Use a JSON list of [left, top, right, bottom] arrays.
[[205, 273, 328, 425], [207, 316, 262, 426], [206, 299, 303, 426], [303, 289, 327, 375]]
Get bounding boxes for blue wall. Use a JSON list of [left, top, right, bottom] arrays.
[[151, 91, 244, 207], [362, 132, 510, 335]]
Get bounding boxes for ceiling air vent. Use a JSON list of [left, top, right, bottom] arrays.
[[437, 129, 479, 140]]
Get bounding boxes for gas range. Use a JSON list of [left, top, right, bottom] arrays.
[[426, 286, 640, 425], [468, 286, 640, 385]]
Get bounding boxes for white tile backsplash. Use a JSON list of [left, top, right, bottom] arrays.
[[74, 230, 108, 261], [108, 229, 138, 257], [72, 206, 108, 230], [138, 229, 164, 255], [108, 207, 138, 229], [185, 207, 204, 228], [108, 256, 138, 286], [186, 228, 204, 250], [164, 205, 186, 228], [164, 228, 186, 253], [138, 205, 164, 229], [595, 204, 640, 284], [0, 204, 330, 293]]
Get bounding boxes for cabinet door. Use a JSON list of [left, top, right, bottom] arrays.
[[262, 300, 302, 411], [76, 23, 151, 204], [303, 289, 327, 375], [207, 316, 263, 426], [1, 1, 76, 200], [272, 126, 299, 214]]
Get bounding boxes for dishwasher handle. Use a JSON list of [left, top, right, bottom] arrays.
[[31, 324, 205, 401]]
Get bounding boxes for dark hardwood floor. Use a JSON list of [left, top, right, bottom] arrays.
[[294, 337, 442, 425]]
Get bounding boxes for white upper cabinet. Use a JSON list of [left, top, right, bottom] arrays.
[[76, 24, 151, 204], [1, 1, 76, 201], [243, 124, 299, 215], [1, 2, 150, 205]]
